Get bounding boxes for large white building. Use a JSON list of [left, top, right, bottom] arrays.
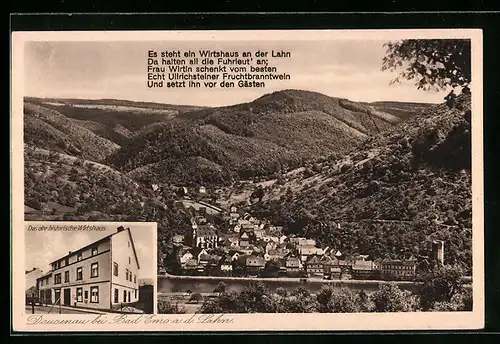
[[36, 226, 140, 310]]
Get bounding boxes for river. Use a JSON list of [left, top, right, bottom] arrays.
[[158, 274, 419, 295]]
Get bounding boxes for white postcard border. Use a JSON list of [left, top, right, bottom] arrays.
[[11, 28, 484, 332]]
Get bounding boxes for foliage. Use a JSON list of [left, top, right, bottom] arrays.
[[188, 293, 203, 304], [106, 89, 403, 186], [24, 103, 120, 162], [431, 288, 472, 312], [417, 264, 467, 311], [316, 286, 363, 313], [371, 284, 419, 312], [157, 298, 187, 314], [198, 282, 473, 314], [252, 97, 472, 271], [382, 39, 471, 90], [213, 282, 227, 294]]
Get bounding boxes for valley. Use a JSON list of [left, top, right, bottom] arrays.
[[22, 89, 472, 275]]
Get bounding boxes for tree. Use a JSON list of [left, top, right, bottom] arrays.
[[316, 286, 362, 313], [157, 298, 186, 314], [371, 284, 419, 312], [382, 39, 471, 90], [236, 281, 277, 313], [200, 291, 239, 313], [417, 264, 465, 311], [278, 287, 319, 313], [189, 293, 203, 304], [213, 281, 227, 294]]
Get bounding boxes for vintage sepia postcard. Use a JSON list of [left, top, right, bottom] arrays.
[[11, 29, 484, 332]]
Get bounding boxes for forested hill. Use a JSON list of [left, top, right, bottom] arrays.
[[24, 97, 205, 147], [251, 94, 473, 272], [107, 89, 422, 186]]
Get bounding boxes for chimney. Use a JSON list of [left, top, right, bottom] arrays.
[[117, 226, 126, 233]]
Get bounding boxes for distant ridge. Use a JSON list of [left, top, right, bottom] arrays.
[[107, 89, 421, 185]]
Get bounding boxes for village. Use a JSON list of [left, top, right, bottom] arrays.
[[159, 186, 445, 282]]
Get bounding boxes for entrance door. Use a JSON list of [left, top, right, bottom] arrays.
[[114, 288, 118, 304], [63, 288, 71, 306], [54, 289, 61, 305]]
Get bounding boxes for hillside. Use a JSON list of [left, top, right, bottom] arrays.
[[370, 101, 434, 121], [24, 145, 193, 265], [25, 97, 205, 145], [24, 102, 120, 161], [251, 95, 473, 271], [108, 89, 424, 186]]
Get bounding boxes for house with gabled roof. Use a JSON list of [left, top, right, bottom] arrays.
[[36, 226, 141, 310], [245, 255, 265, 275], [305, 255, 324, 277]]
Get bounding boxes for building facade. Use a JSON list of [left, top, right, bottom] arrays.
[[36, 226, 141, 311], [381, 259, 416, 281], [26, 267, 44, 294]]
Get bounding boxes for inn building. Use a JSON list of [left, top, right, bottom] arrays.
[[36, 226, 140, 310]]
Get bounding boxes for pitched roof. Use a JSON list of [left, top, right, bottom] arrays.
[[285, 257, 300, 268], [246, 255, 265, 266], [49, 226, 141, 269], [306, 255, 323, 265], [267, 249, 286, 257], [189, 247, 204, 256], [196, 225, 217, 237]]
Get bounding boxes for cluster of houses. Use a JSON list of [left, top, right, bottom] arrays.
[[163, 206, 427, 281]]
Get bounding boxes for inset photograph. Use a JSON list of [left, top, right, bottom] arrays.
[[24, 222, 156, 315]]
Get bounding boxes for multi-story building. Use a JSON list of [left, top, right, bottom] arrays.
[[380, 259, 417, 281], [305, 255, 324, 277], [36, 226, 140, 310], [25, 267, 44, 293]]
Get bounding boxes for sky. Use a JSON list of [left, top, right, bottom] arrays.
[[24, 40, 450, 107], [25, 223, 156, 281]]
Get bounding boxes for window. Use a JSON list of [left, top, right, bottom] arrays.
[[91, 263, 98, 278], [54, 273, 61, 284], [64, 271, 69, 283], [77, 253, 83, 261], [128, 291, 131, 302], [76, 267, 83, 280], [84, 290, 89, 300], [90, 286, 99, 303], [128, 241, 130, 248], [126, 270, 129, 281], [114, 289, 119, 303], [135, 289, 137, 299], [91, 246, 98, 256], [113, 262, 119, 276], [65, 258, 69, 266], [129, 257, 131, 264], [134, 275, 136, 283], [123, 290, 127, 303], [76, 288, 83, 302]]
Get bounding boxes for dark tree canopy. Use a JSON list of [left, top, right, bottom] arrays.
[[382, 39, 471, 90]]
